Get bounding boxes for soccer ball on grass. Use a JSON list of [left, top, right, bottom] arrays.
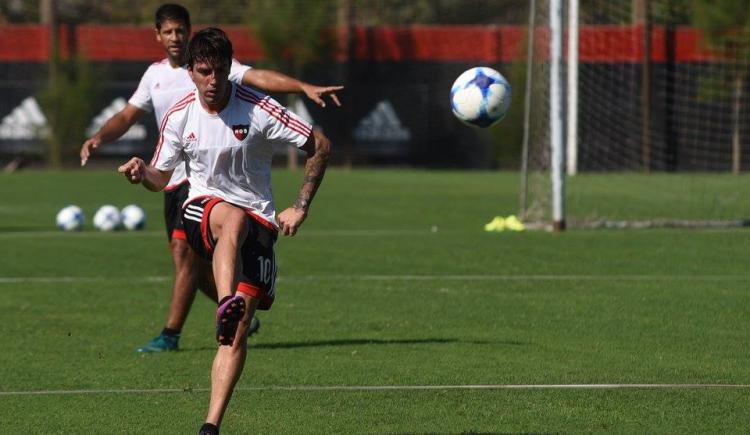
[[93, 205, 122, 231], [56, 205, 84, 231], [450, 66, 512, 128], [120, 204, 146, 230]]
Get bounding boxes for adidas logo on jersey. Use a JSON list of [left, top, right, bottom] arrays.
[[185, 132, 197, 142], [0, 96, 50, 140], [86, 98, 147, 140], [354, 100, 410, 142]]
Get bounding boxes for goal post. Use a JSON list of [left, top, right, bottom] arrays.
[[566, 0, 579, 177], [520, 0, 750, 230], [549, 0, 566, 231]]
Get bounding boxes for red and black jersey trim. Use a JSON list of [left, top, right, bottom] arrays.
[[150, 91, 196, 166], [235, 86, 312, 138]]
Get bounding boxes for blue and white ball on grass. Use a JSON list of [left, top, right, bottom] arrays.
[[120, 204, 146, 231], [450, 66, 512, 128], [56, 205, 84, 231], [93, 205, 122, 231]]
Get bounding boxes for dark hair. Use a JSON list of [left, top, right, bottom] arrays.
[[155, 3, 191, 30], [187, 27, 233, 69]]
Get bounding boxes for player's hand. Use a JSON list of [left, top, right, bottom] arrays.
[[118, 157, 146, 184], [80, 137, 102, 166], [277, 207, 307, 236], [300, 84, 343, 108]]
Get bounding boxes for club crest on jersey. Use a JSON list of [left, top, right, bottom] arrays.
[[232, 124, 249, 141]]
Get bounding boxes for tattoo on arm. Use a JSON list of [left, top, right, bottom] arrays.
[[293, 167, 326, 211], [292, 197, 309, 210], [293, 133, 330, 212]]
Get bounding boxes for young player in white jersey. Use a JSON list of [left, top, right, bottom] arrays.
[[130, 57, 253, 190], [80, 4, 342, 353], [118, 27, 331, 435]]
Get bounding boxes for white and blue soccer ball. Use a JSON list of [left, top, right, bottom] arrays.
[[120, 204, 146, 231], [450, 66, 512, 128], [93, 205, 122, 231], [56, 205, 84, 231]]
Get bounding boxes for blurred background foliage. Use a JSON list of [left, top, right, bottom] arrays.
[[1, 0, 744, 170], [2, 0, 529, 25]]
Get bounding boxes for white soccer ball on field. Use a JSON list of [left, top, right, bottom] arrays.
[[450, 66, 512, 128], [56, 205, 84, 231], [93, 205, 122, 231], [120, 204, 146, 231]]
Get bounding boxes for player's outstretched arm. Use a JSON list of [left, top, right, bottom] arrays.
[[277, 129, 331, 236], [118, 157, 172, 192], [241, 69, 343, 108], [80, 104, 145, 166]]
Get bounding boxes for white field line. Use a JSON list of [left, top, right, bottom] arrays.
[[0, 276, 170, 284], [353, 274, 750, 282], [2, 274, 750, 285], [1, 384, 749, 396], [0, 229, 438, 238], [0, 230, 165, 238]]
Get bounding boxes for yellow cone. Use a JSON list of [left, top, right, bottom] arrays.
[[504, 215, 526, 231], [484, 216, 506, 232]]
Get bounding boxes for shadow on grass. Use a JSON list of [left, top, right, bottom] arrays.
[[387, 433, 558, 435], [386, 433, 558, 435], [185, 337, 528, 352]]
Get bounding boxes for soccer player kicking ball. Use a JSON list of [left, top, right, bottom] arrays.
[[118, 27, 330, 434], [81, 3, 342, 353]]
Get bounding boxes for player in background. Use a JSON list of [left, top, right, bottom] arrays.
[[80, 4, 341, 353], [118, 27, 330, 435]]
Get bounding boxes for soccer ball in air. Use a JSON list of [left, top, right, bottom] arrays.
[[120, 204, 146, 231], [450, 66, 512, 128], [56, 205, 84, 231], [93, 205, 122, 231]]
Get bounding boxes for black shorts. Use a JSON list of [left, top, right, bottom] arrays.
[[182, 196, 278, 310], [164, 181, 189, 241]]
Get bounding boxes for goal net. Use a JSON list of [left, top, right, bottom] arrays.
[[521, 0, 750, 229]]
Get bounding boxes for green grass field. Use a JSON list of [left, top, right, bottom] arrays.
[[1, 168, 749, 434]]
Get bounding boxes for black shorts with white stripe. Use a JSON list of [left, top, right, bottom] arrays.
[[182, 196, 278, 310]]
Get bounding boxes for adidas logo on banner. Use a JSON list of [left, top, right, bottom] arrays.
[[354, 100, 410, 142], [86, 98, 147, 140], [0, 97, 50, 140]]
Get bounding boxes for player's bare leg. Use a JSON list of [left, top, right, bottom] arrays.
[[137, 236, 201, 353], [201, 202, 254, 430], [209, 203, 248, 301], [204, 294, 258, 429], [138, 224, 257, 354], [165, 237, 201, 331]]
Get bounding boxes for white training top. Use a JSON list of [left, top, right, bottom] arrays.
[[150, 83, 312, 226], [129, 58, 251, 189]]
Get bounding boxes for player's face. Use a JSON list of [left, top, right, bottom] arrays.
[[189, 60, 231, 111], [155, 19, 190, 65]]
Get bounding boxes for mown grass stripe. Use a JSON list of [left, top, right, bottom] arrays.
[[2, 274, 750, 284], [2, 384, 749, 396]]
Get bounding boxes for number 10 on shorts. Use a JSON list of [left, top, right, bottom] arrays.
[[257, 256, 273, 284]]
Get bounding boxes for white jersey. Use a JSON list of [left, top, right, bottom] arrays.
[[129, 58, 251, 189], [151, 83, 312, 226]]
